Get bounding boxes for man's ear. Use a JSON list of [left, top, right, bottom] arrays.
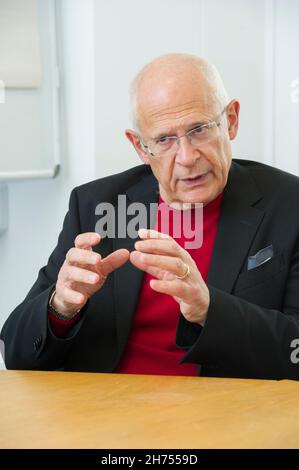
[[125, 129, 151, 165], [226, 99, 240, 141]]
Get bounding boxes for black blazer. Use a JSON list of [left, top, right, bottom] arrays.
[[2, 159, 299, 379]]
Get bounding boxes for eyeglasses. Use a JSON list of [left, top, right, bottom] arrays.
[[140, 107, 227, 157]]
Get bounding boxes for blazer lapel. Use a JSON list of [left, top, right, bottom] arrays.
[[207, 161, 265, 293], [113, 168, 159, 356]]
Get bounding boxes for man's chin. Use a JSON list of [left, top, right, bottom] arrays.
[[176, 188, 213, 205], [160, 183, 216, 206]]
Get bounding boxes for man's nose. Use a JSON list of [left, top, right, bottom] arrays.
[[175, 135, 199, 165]]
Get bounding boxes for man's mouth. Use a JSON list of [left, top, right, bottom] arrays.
[[180, 172, 209, 187]]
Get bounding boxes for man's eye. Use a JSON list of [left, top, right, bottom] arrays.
[[156, 136, 170, 145], [192, 126, 206, 135]]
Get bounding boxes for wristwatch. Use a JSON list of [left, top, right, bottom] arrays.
[[49, 289, 80, 320]]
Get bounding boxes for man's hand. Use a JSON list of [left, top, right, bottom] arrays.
[[130, 229, 209, 326], [52, 232, 130, 317]]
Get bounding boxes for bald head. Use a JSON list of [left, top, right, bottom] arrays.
[[126, 53, 240, 206], [130, 53, 229, 131]]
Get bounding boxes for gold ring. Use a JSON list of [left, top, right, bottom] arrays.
[[176, 263, 191, 280]]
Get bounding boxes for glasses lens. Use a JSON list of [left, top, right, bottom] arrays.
[[147, 118, 222, 157], [152, 137, 177, 156], [189, 124, 216, 146]]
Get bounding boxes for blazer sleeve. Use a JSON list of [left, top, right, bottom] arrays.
[[0, 188, 87, 370], [176, 238, 299, 380]]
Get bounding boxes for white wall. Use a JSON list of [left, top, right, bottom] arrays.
[[94, 0, 205, 177], [94, 0, 299, 177], [274, 0, 299, 174], [0, 0, 95, 336], [0, 0, 299, 364]]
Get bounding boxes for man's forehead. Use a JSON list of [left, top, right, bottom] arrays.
[[145, 104, 210, 127], [140, 74, 209, 103], [138, 92, 216, 135], [137, 76, 216, 126]]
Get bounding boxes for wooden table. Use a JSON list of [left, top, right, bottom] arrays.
[[0, 370, 299, 449]]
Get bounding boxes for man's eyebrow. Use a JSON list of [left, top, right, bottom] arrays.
[[151, 121, 207, 140], [187, 121, 208, 130]]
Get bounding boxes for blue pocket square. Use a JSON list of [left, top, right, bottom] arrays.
[[247, 245, 274, 271]]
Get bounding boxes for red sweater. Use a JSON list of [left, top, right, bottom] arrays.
[[117, 193, 223, 376], [49, 192, 223, 376]]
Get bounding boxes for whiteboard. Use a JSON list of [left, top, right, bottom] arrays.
[[0, 0, 41, 87], [0, 0, 60, 180]]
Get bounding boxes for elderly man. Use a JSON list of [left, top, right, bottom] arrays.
[[1, 53, 299, 379]]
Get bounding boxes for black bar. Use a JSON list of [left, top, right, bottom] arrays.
[[0, 449, 298, 465]]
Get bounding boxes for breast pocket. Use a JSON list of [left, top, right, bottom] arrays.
[[233, 253, 287, 293]]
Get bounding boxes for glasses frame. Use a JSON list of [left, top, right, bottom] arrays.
[[140, 106, 227, 157]]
